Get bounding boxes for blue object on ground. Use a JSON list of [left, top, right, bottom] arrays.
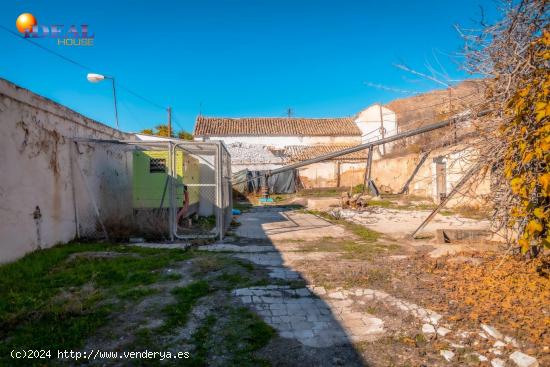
[[232, 209, 241, 215], [259, 198, 274, 203]]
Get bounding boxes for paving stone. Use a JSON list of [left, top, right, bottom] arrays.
[[271, 308, 287, 316], [474, 353, 489, 362], [509, 351, 539, 367], [294, 330, 314, 339], [233, 253, 283, 266], [505, 335, 520, 348], [279, 331, 294, 338], [240, 296, 252, 303], [233, 285, 385, 347], [295, 288, 310, 297], [328, 291, 346, 299], [422, 324, 436, 334], [234, 289, 253, 296], [440, 350, 455, 362], [494, 340, 506, 348], [481, 324, 504, 340], [491, 358, 506, 367], [428, 313, 442, 325]]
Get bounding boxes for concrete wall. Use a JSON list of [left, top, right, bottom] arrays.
[[298, 161, 366, 189], [196, 135, 361, 147], [370, 145, 491, 207], [0, 78, 129, 263]]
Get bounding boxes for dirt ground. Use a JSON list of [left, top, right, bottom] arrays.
[[221, 200, 547, 366], [1, 200, 547, 367]]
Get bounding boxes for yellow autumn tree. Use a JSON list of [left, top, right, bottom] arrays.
[[461, 0, 549, 255]]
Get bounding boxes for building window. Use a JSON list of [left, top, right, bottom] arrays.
[[149, 158, 166, 173]]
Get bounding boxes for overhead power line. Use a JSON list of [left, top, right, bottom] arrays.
[[0, 24, 166, 112]]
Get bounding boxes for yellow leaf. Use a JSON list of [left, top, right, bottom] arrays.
[[522, 152, 534, 164], [533, 207, 546, 219], [540, 173, 550, 194], [519, 238, 530, 253], [511, 177, 524, 194], [526, 220, 543, 235]]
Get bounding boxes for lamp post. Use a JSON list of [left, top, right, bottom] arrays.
[[87, 73, 120, 130]]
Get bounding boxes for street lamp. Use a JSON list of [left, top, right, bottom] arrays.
[[87, 73, 120, 130]]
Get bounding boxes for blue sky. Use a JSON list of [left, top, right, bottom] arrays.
[[0, 0, 498, 133]]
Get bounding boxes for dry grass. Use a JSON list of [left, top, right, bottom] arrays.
[[430, 254, 550, 347]]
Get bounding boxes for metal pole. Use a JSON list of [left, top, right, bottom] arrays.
[[168, 141, 175, 241], [410, 163, 481, 238], [167, 106, 172, 137], [379, 104, 386, 155], [110, 78, 120, 130], [362, 147, 374, 194], [269, 110, 490, 176], [232, 110, 491, 186]]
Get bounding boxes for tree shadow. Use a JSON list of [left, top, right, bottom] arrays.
[[223, 204, 374, 367]]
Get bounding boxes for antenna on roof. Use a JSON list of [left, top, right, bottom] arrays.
[[286, 108, 293, 118], [199, 102, 203, 117]]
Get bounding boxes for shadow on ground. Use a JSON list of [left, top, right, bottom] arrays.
[[200, 205, 374, 367]]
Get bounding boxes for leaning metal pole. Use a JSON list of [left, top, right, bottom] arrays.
[[232, 110, 491, 186], [410, 162, 483, 239]]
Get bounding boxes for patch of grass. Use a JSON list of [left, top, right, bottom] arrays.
[[215, 272, 251, 289], [233, 202, 253, 213], [453, 205, 491, 220], [192, 255, 228, 275], [117, 287, 159, 301], [297, 187, 347, 197], [161, 280, 211, 332], [304, 210, 381, 243], [439, 210, 455, 216], [188, 306, 274, 367], [160, 272, 183, 281], [0, 242, 192, 365], [188, 314, 217, 366], [341, 241, 396, 260], [347, 223, 380, 242], [197, 215, 217, 230], [367, 199, 394, 208]]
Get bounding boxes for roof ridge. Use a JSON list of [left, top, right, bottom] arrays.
[[197, 116, 353, 120], [194, 115, 361, 137]]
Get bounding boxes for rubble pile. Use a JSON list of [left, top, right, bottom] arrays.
[[340, 191, 373, 210], [227, 142, 286, 164]]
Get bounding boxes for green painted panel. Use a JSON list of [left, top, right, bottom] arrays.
[[132, 150, 200, 209]]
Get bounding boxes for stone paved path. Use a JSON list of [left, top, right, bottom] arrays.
[[201, 207, 387, 348], [200, 207, 540, 366]]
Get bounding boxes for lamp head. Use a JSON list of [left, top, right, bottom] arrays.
[[87, 73, 105, 83]]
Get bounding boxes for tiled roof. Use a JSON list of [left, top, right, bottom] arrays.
[[282, 144, 368, 162], [194, 116, 361, 137]]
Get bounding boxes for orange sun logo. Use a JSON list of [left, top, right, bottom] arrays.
[[16, 13, 37, 33]]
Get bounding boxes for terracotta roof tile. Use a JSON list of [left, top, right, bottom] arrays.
[[281, 144, 368, 162], [194, 116, 361, 137]]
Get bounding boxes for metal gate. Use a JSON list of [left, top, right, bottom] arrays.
[[71, 138, 231, 242]]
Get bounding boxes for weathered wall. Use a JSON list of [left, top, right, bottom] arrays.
[[370, 145, 491, 207], [297, 161, 366, 189], [0, 78, 129, 263]]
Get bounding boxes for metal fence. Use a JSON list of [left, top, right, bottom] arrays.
[[70, 138, 231, 242]]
